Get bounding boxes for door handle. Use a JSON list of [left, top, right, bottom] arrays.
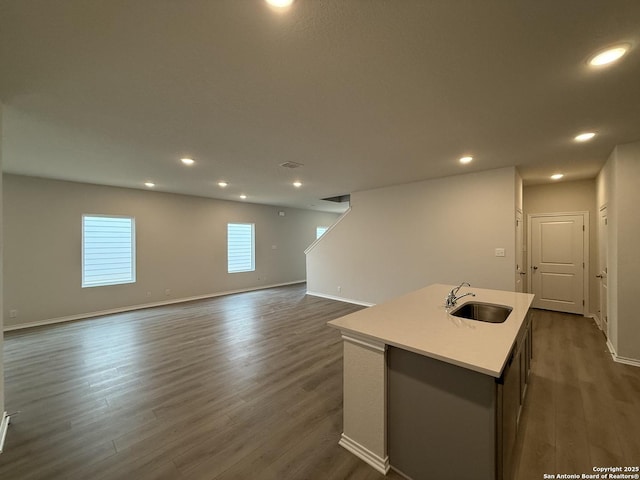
[[532, 266, 538, 270], [596, 274, 604, 278], [519, 272, 526, 276]]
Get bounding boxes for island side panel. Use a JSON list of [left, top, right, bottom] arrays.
[[388, 346, 497, 480], [340, 334, 389, 474]]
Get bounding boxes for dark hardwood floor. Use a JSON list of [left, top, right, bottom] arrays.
[[513, 309, 640, 480], [0, 284, 402, 480], [1, 284, 638, 479]]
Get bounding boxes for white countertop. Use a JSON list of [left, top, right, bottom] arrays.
[[328, 284, 535, 377]]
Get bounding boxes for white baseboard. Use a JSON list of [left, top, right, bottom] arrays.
[[4, 281, 305, 332], [0, 412, 9, 454], [606, 338, 615, 356], [306, 290, 375, 308], [613, 355, 640, 368], [605, 340, 640, 368], [339, 433, 389, 475], [588, 313, 602, 330]]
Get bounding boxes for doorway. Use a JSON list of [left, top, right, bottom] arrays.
[[527, 212, 588, 315]]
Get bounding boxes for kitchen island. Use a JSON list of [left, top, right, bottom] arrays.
[[328, 283, 535, 480]]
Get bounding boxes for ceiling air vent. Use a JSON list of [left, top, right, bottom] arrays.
[[279, 161, 304, 169]]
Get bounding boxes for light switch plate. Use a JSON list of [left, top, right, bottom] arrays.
[[495, 248, 506, 257]]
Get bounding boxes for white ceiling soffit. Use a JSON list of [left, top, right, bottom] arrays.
[[1, 1, 639, 212]]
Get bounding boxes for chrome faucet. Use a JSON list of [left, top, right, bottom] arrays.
[[445, 282, 475, 308]]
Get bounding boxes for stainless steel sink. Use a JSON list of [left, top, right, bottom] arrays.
[[449, 302, 512, 323]]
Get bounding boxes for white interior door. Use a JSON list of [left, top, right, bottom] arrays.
[[515, 210, 525, 293], [529, 214, 585, 314], [598, 207, 608, 336]]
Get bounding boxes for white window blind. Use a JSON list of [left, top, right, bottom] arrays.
[[228, 223, 255, 273], [316, 226, 328, 239], [82, 215, 136, 287]]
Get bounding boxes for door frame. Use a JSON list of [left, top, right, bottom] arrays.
[[526, 211, 590, 316], [515, 209, 525, 293], [598, 204, 608, 336]]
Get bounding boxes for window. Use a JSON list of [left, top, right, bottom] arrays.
[[82, 215, 136, 287], [227, 223, 255, 273], [316, 226, 329, 239]]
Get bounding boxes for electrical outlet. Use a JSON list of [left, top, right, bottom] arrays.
[[9, 309, 18, 318], [495, 248, 506, 257], [165, 289, 171, 296], [337, 286, 342, 293]]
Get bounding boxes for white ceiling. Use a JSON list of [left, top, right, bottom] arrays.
[[1, 1, 639, 213]]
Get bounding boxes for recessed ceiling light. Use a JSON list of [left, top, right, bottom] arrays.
[[551, 174, 564, 180], [144, 182, 155, 188], [218, 181, 228, 188], [293, 181, 303, 188], [240, 194, 247, 200], [574, 132, 596, 142], [588, 44, 630, 67], [459, 156, 473, 164], [266, 0, 294, 7], [181, 157, 195, 166]]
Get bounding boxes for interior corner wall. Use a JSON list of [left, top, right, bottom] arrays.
[[2, 174, 339, 328], [611, 141, 640, 362], [597, 140, 640, 363], [0, 104, 5, 417], [306, 167, 517, 305], [522, 179, 598, 316]]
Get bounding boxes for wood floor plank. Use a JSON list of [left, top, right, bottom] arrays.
[[513, 312, 640, 479], [1, 286, 639, 480], [580, 382, 626, 467], [513, 385, 556, 480]]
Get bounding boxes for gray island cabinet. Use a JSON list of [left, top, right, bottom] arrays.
[[328, 284, 535, 480]]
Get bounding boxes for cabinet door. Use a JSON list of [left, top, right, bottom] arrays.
[[389, 346, 498, 480], [527, 317, 533, 373], [525, 323, 532, 383], [502, 349, 521, 480], [520, 328, 528, 406]]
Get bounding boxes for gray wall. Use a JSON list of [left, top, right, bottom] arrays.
[[0, 104, 4, 417], [597, 141, 640, 362], [3, 174, 338, 328], [523, 179, 598, 316], [307, 167, 518, 305]]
